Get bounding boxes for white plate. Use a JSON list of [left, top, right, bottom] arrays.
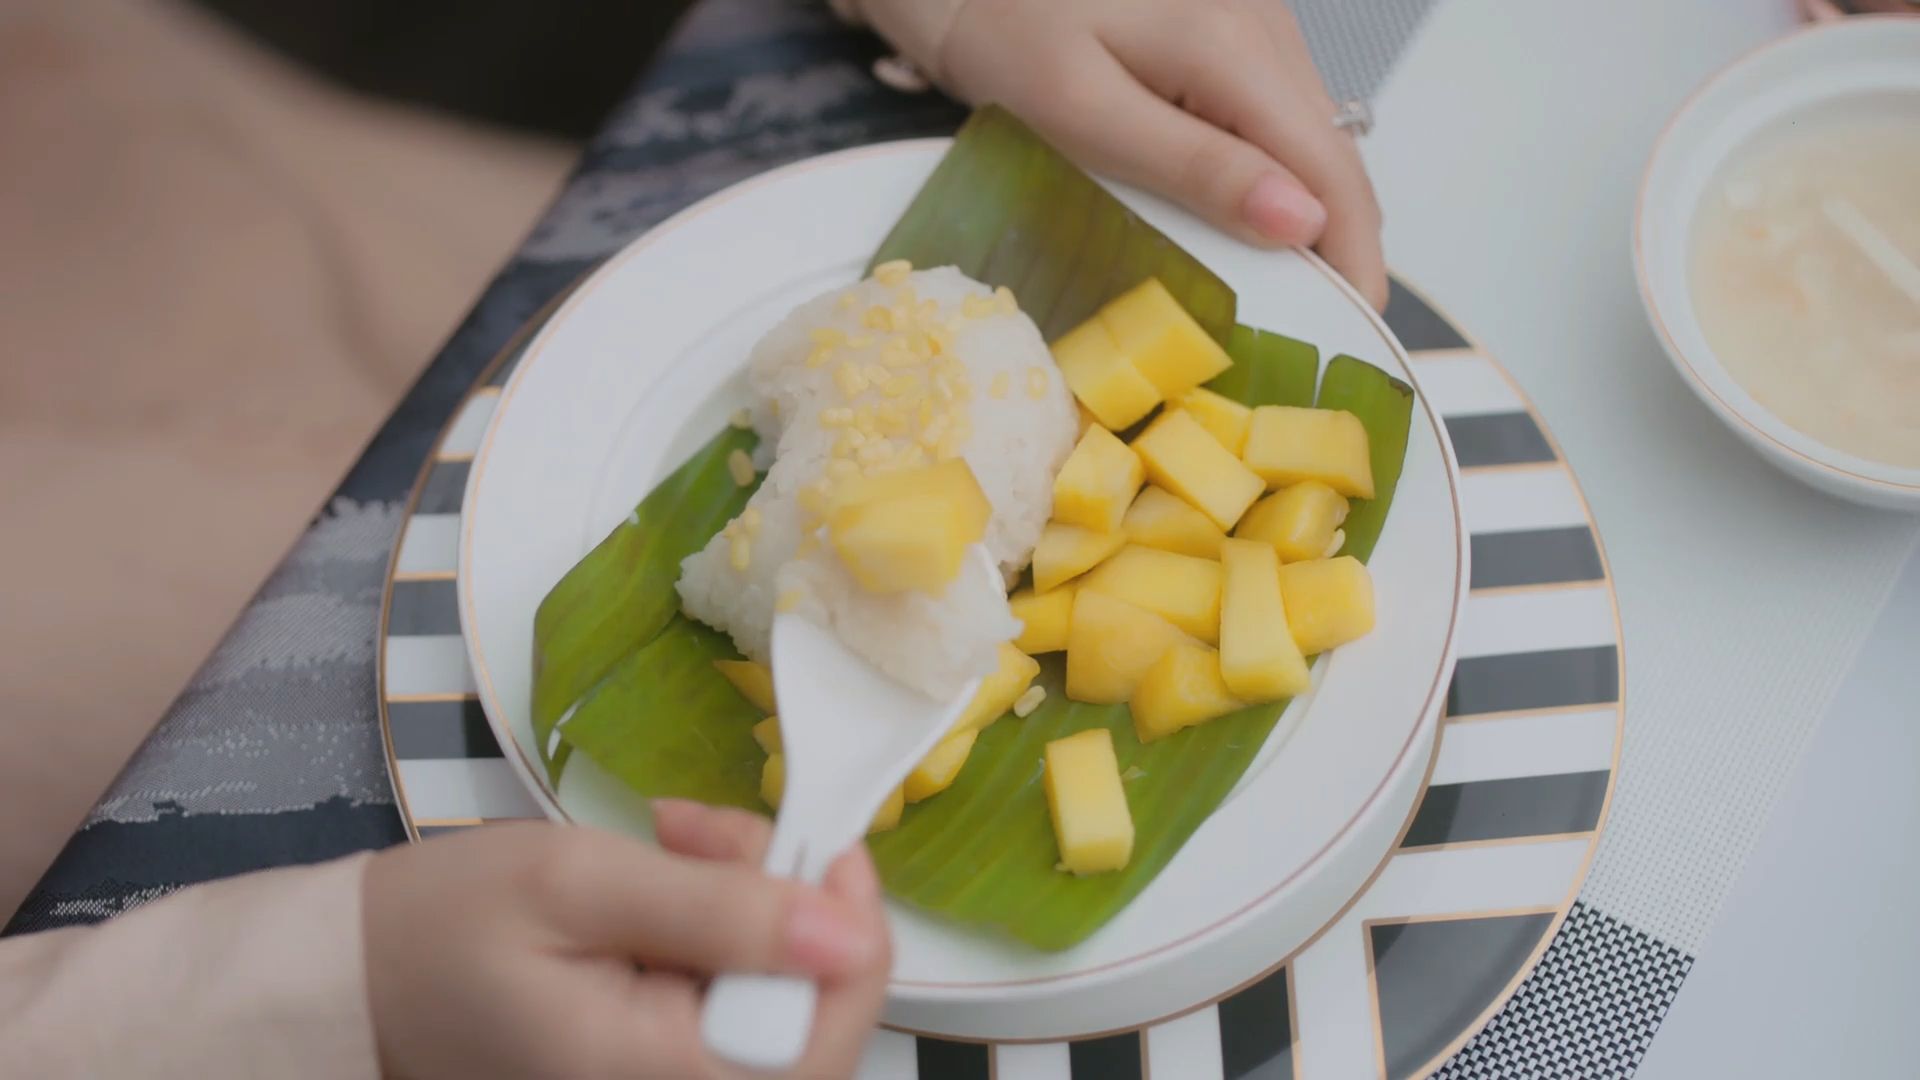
[[459, 140, 1467, 1040], [1635, 17, 1920, 511]]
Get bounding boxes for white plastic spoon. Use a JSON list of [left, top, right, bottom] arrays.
[[1822, 195, 1920, 308], [699, 544, 1000, 1072]]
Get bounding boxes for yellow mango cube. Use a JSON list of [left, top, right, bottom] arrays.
[[714, 659, 777, 713], [1010, 584, 1076, 654], [1099, 278, 1233, 396], [1177, 386, 1254, 455], [1052, 317, 1163, 430], [1065, 589, 1196, 704], [1131, 643, 1244, 743], [1218, 539, 1312, 701], [826, 459, 991, 594], [1122, 485, 1225, 559], [1236, 481, 1352, 562], [1032, 522, 1127, 592], [1075, 401, 1101, 437], [761, 753, 786, 809], [1243, 406, 1375, 497], [1053, 425, 1145, 533], [1277, 556, 1376, 655], [905, 728, 978, 802], [869, 786, 906, 834], [952, 642, 1041, 734], [1132, 409, 1264, 531], [1042, 728, 1134, 875], [1078, 544, 1224, 644], [751, 715, 782, 756]]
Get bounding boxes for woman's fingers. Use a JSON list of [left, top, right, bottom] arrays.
[[824, 842, 884, 909], [1239, 5, 1389, 309], [1016, 40, 1329, 248], [1300, 156, 1388, 311], [797, 844, 895, 1076], [652, 798, 773, 865], [539, 827, 878, 978], [650, 804, 896, 1077], [574, 973, 715, 1080], [1103, 1, 1388, 308], [539, 814, 894, 1077]]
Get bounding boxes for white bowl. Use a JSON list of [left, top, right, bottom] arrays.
[[459, 141, 1467, 1039], [1634, 16, 1920, 511]]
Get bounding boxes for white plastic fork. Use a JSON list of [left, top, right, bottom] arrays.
[[699, 544, 1001, 1072]]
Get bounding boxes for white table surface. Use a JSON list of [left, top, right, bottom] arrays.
[[1364, 0, 1920, 1074], [1638, 553, 1920, 1078]]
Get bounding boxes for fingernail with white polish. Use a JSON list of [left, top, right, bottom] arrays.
[[1243, 173, 1327, 243]]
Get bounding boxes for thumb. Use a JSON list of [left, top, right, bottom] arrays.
[[536, 827, 879, 979]]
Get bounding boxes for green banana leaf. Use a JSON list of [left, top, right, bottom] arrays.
[[529, 427, 758, 782], [1318, 355, 1415, 563], [1210, 325, 1319, 409], [555, 615, 766, 811], [532, 105, 1418, 949], [870, 107, 1237, 347], [543, 352, 1413, 949]]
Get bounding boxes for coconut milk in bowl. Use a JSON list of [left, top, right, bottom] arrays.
[[1636, 16, 1920, 510], [1689, 104, 1920, 472]]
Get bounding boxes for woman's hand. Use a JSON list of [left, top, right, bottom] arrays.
[[847, 0, 1388, 310], [363, 801, 890, 1078]]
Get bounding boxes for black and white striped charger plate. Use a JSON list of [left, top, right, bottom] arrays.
[[377, 278, 1622, 1079]]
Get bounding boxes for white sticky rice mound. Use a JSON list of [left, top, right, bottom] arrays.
[[676, 266, 1076, 700]]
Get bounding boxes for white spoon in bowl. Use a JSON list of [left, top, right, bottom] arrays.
[[699, 544, 1000, 1072]]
